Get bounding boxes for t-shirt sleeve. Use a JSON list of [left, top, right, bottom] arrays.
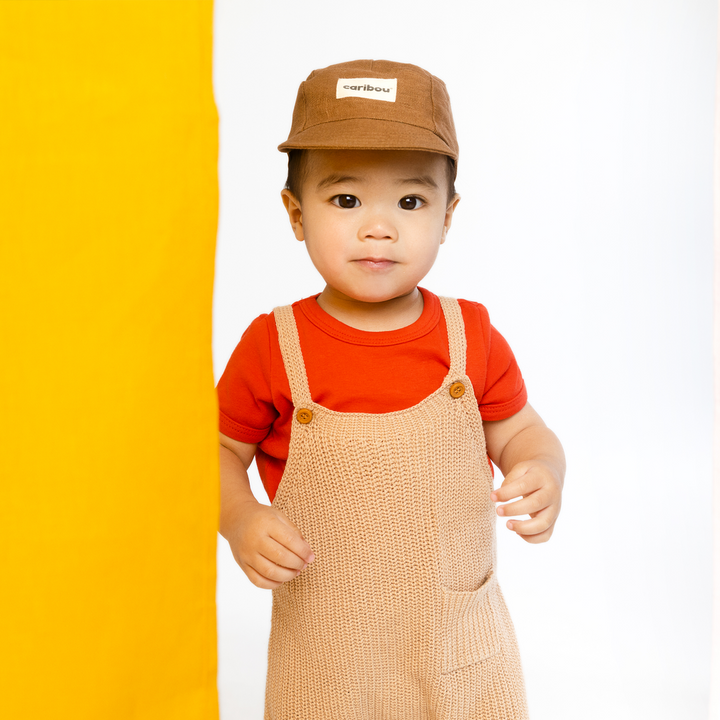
[[216, 313, 279, 444], [480, 322, 528, 420], [461, 299, 527, 421]]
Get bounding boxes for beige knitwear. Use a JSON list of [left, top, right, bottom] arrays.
[[265, 297, 529, 720]]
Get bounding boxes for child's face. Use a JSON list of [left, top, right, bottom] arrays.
[[281, 149, 460, 305]]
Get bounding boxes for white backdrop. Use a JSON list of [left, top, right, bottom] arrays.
[[212, 1, 716, 718]]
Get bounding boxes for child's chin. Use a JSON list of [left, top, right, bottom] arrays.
[[349, 287, 416, 304]]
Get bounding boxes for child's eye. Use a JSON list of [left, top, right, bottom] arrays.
[[398, 196, 424, 210], [331, 194, 360, 209]]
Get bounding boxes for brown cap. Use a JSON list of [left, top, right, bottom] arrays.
[[278, 59, 459, 162]]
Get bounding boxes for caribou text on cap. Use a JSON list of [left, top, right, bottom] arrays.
[[336, 78, 398, 103]]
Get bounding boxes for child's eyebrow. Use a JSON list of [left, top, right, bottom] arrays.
[[315, 174, 440, 192], [316, 174, 361, 191], [396, 175, 439, 190]]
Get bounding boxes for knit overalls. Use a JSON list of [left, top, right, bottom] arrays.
[[265, 297, 529, 720]]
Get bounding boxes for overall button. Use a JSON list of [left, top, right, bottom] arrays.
[[296, 408, 313, 424], [449, 382, 465, 398]]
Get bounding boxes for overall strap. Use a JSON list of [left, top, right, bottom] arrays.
[[273, 305, 312, 407], [439, 296, 467, 377]]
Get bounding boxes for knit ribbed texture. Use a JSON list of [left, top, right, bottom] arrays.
[[265, 297, 529, 720]]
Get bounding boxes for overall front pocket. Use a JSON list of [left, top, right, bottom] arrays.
[[440, 570, 503, 674]]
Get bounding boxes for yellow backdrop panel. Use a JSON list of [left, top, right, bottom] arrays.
[[0, 2, 219, 718]]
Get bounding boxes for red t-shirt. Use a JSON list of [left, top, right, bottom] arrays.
[[217, 288, 527, 502]]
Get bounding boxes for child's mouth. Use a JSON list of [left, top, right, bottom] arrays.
[[355, 258, 396, 271]]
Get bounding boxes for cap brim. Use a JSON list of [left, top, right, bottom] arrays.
[[278, 117, 457, 160]]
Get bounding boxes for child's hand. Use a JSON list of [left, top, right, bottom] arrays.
[[483, 402, 565, 544], [228, 501, 316, 589], [490, 459, 563, 544]]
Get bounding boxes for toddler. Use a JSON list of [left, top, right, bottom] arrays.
[[217, 59, 565, 720]]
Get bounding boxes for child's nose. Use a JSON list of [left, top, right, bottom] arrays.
[[357, 214, 398, 242]]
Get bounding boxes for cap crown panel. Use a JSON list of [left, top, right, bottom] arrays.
[[302, 67, 436, 132]]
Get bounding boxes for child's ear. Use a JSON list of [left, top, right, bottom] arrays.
[[281, 189, 305, 242], [441, 194, 461, 244]]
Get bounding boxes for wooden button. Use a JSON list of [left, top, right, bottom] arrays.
[[296, 408, 313, 424], [449, 382, 465, 398]]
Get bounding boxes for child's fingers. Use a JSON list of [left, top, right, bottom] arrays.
[[244, 528, 315, 588], [260, 534, 310, 572], [504, 506, 556, 541], [495, 487, 552, 519], [257, 537, 305, 570], [242, 555, 298, 590], [231, 504, 316, 589], [252, 549, 308, 583], [270, 513, 316, 565], [490, 468, 538, 504]]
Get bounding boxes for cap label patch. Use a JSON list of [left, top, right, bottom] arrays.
[[336, 78, 397, 102]]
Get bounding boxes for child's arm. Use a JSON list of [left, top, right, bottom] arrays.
[[219, 432, 315, 588], [483, 403, 565, 544]]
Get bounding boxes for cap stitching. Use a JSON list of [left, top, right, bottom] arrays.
[[292, 116, 437, 133], [430, 77, 437, 133], [301, 84, 307, 131], [326, 68, 426, 82]]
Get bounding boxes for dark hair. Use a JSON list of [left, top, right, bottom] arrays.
[[284, 149, 457, 204], [284, 150, 310, 202]]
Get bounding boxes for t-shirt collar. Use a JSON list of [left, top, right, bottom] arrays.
[[298, 287, 441, 347]]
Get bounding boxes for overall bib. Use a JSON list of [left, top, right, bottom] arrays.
[[265, 297, 529, 720]]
